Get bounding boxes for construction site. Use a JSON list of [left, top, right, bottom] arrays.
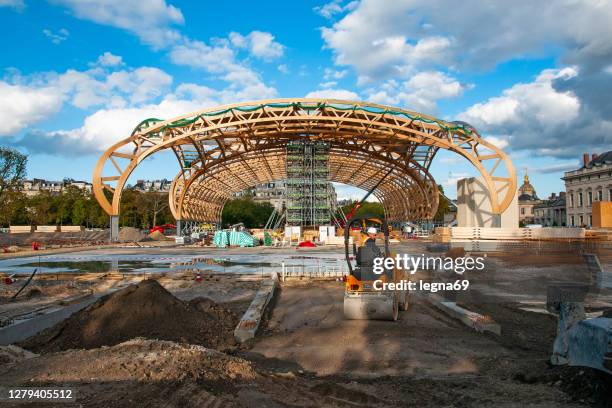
[[1, 99, 611, 407]]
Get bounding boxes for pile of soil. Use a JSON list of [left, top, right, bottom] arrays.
[[20, 280, 239, 353], [147, 230, 172, 241], [118, 227, 144, 242]]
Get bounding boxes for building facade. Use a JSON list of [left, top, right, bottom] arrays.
[[517, 173, 541, 225], [563, 151, 612, 227], [20, 178, 92, 196], [533, 192, 566, 226], [131, 179, 172, 192]]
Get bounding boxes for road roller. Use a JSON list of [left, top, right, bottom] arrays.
[[343, 214, 409, 321]]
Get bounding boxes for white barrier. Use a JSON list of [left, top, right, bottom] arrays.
[[35, 225, 60, 233], [450, 227, 585, 241], [9, 226, 34, 233], [60, 225, 84, 232]]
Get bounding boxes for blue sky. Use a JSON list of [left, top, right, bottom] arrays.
[[1, 0, 611, 200]]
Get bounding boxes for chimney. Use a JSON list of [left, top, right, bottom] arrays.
[[592, 153, 598, 161], [550, 192, 556, 199], [583, 153, 590, 166]]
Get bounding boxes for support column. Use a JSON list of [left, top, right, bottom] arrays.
[[110, 215, 119, 242], [176, 219, 182, 237]]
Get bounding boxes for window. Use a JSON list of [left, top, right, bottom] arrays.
[[521, 207, 525, 215], [589, 215, 592, 226], [569, 193, 574, 207], [579, 192, 583, 207], [570, 215, 575, 226], [588, 191, 593, 206], [609, 188, 612, 201], [598, 190, 603, 201], [580, 215, 584, 226]]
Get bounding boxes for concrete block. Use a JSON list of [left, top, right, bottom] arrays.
[[426, 294, 501, 335], [0, 295, 97, 345], [567, 317, 612, 374], [234, 274, 278, 343], [457, 177, 518, 228]]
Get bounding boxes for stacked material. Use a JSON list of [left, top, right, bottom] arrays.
[[213, 230, 259, 247], [432, 227, 451, 243], [450, 227, 585, 241], [213, 231, 229, 247]]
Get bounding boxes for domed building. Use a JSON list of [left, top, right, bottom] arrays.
[[518, 173, 541, 225]]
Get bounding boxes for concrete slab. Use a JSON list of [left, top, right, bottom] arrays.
[[234, 273, 278, 343], [426, 294, 501, 336], [0, 295, 98, 345], [568, 317, 612, 374]]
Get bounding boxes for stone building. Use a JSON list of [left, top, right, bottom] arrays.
[[518, 173, 541, 225], [131, 179, 172, 192], [563, 151, 612, 227], [533, 192, 566, 226], [20, 178, 92, 196]]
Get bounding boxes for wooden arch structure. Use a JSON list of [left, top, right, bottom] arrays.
[[92, 99, 516, 238]]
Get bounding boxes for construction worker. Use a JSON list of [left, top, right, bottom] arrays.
[[356, 227, 383, 279]]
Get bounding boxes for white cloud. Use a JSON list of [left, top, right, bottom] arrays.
[[305, 88, 359, 100], [277, 64, 290, 74], [20, 79, 279, 155], [230, 31, 284, 61], [314, 0, 357, 19], [0, 82, 63, 136], [53, 65, 173, 109], [443, 172, 471, 189], [43, 28, 69, 44], [366, 71, 467, 112], [169, 38, 235, 73], [460, 68, 579, 129], [169, 36, 278, 93], [49, 0, 184, 47], [0, 0, 24, 11], [459, 68, 589, 155], [96, 52, 123, 67], [483, 136, 509, 150], [0, 58, 173, 137], [530, 161, 580, 174], [323, 68, 347, 80], [320, 0, 612, 78]]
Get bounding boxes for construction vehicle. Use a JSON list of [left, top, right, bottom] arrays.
[[343, 214, 409, 320]]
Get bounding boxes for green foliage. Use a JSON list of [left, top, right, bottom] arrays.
[[221, 197, 274, 228], [0, 147, 28, 208], [0, 185, 174, 229], [434, 184, 451, 221], [338, 200, 385, 219]]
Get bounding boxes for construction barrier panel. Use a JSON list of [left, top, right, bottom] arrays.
[[9, 226, 34, 233], [35, 225, 60, 233], [60, 225, 85, 232]]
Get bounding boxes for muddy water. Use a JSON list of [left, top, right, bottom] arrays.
[[0, 251, 347, 276]]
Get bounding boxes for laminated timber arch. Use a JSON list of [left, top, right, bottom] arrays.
[[93, 99, 517, 226]]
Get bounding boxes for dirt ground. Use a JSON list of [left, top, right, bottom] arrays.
[[0, 241, 611, 407]]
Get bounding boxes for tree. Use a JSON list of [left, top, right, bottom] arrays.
[[0, 147, 27, 213], [221, 197, 273, 228], [337, 200, 385, 219], [72, 199, 87, 225], [434, 184, 451, 221]]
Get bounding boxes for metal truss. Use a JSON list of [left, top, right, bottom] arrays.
[[93, 99, 517, 223]]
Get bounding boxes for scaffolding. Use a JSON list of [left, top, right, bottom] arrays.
[[286, 140, 333, 227]]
